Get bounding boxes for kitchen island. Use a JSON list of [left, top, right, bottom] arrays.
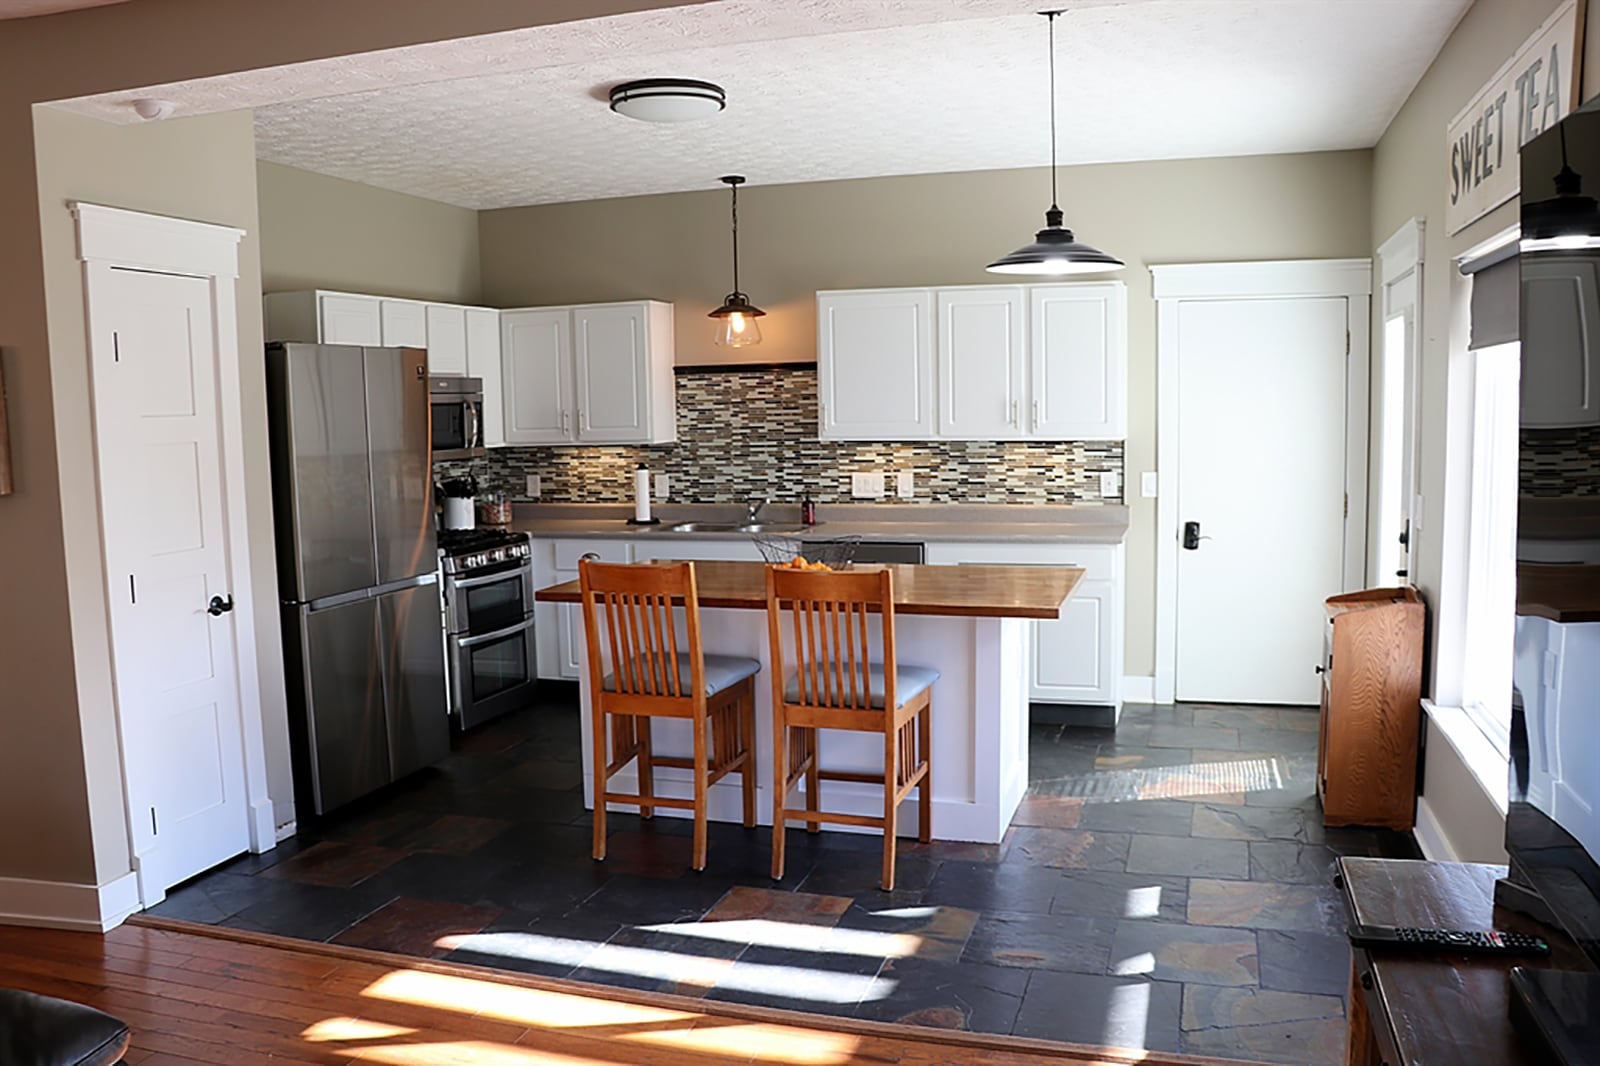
[[537, 559, 1081, 843]]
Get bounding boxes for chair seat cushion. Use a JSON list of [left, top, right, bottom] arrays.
[[0, 988, 131, 1066], [784, 662, 940, 710], [604, 653, 760, 698]]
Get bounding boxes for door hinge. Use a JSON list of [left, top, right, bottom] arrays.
[[150, 807, 158, 836]]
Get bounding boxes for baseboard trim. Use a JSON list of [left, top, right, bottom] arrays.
[[249, 798, 277, 853], [1031, 704, 1117, 728], [1413, 794, 1460, 863], [1120, 676, 1156, 704], [0, 870, 140, 932]]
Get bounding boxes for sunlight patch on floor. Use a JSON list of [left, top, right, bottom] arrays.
[[301, 1016, 417, 1042], [640, 916, 922, 958], [1123, 886, 1164, 918], [1042, 757, 1285, 803]]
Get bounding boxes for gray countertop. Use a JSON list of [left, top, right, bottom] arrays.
[[507, 502, 1129, 544]]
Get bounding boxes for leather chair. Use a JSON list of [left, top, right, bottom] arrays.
[[0, 988, 130, 1065]]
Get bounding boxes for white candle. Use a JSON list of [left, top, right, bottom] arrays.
[[634, 466, 652, 523]]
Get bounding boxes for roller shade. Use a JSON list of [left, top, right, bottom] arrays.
[[1461, 247, 1519, 351]]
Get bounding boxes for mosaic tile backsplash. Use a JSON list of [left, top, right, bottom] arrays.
[[1522, 427, 1600, 496], [436, 367, 1124, 505]]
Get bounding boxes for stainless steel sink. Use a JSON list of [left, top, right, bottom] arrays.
[[667, 521, 743, 532], [737, 523, 808, 533], [659, 521, 813, 534]]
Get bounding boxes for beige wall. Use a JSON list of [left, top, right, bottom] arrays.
[[0, 0, 701, 897], [258, 161, 481, 304], [480, 152, 1376, 678], [1370, 0, 1600, 864]]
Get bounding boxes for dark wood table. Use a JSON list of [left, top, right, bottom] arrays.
[[1338, 856, 1586, 1065]]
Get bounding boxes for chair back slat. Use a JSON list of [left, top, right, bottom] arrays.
[[765, 567, 894, 710], [579, 561, 705, 703]]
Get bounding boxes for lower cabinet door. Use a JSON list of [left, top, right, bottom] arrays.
[[1032, 577, 1116, 704], [555, 574, 583, 680]]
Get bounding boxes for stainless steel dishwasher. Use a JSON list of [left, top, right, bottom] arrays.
[[852, 540, 926, 565]]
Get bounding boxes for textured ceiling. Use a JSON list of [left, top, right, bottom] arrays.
[[50, 0, 1471, 209], [0, 0, 127, 18]]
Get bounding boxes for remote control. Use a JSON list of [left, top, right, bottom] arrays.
[[1347, 923, 1550, 956]]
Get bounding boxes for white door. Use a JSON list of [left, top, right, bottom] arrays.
[[380, 299, 428, 348], [937, 287, 1025, 439], [1374, 269, 1421, 586], [574, 303, 650, 443], [1174, 297, 1349, 703], [424, 304, 468, 375], [466, 308, 505, 446], [502, 309, 574, 444], [91, 267, 251, 894], [1030, 283, 1126, 440], [818, 290, 935, 440], [318, 293, 381, 346]]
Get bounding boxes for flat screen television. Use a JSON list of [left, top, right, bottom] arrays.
[[1504, 96, 1600, 1063]]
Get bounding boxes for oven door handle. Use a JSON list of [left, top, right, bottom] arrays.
[[457, 616, 534, 649], [450, 564, 531, 590]]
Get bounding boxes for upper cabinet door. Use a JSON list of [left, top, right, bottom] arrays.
[[380, 300, 428, 348], [465, 308, 505, 446], [424, 304, 468, 375], [818, 289, 935, 440], [937, 287, 1026, 440], [1030, 282, 1127, 440], [318, 293, 382, 346], [573, 303, 651, 443], [501, 309, 574, 445], [1523, 255, 1600, 428]]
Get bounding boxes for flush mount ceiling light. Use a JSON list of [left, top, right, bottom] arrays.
[[709, 175, 765, 348], [130, 97, 177, 121], [986, 10, 1122, 276], [608, 78, 726, 123]]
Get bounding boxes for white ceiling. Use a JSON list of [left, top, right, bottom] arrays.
[[50, 0, 1471, 209], [0, 0, 126, 18]]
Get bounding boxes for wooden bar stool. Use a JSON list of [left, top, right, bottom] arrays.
[[764, 565, 937, 890], [579, 559, 760, 872]]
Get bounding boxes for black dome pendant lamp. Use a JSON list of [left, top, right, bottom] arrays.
[[709, 175, 765, 347], [987, 10, 1122, 276]]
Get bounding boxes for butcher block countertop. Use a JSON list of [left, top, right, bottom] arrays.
[[535, 560, 1083, 620], [1517, 562, 1600, 623]]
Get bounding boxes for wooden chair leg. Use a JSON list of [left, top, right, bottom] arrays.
[[882, 716, 898, 892], [591, 705, 608, 862], [739, 682, 757, 829], [772, 715, 788, 880], [805, 726, 821, 834], [918, 698, 932, 844], [692, 710, 709, 872], [637, 716, 655, 820]]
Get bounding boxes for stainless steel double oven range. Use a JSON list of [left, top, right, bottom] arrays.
[[439, 528, 537, 728]]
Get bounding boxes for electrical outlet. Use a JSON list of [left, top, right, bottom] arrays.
[[851, 472, 886, 499], [1141, 472, 1159, 499], [654, 473, 670, 500], [896, 470, 915, 499], [1099, 471, 1119, 499], [525, 474, 542, 499]]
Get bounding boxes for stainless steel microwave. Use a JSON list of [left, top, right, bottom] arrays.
[[430, 375, 486, 460]]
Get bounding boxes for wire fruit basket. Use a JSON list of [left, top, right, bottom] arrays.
[[749, 532, 861, 569]]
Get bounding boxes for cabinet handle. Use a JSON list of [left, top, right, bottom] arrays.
[[1009, 400, 1018, 426], [1032, 400, 1041, 428], [820, 402, 828, 428]]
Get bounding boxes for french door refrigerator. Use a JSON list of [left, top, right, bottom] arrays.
[[266, 343, 448, 816]]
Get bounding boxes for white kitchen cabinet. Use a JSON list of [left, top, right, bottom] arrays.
[[818, 289, 936, 440], [466, 308, 505, 447], [380, 299, 428, 348], [533, 539, 635, 681], [319, 293, 382, 346], [424, 303, 469, 375], [266, 290, 382, 346], [1031, 283, 1126, 440], [503, 301, 676, 446], [937, 286, 1026, 440], [1522, 254, 1600, 428], [924, 540, 1124, 707]]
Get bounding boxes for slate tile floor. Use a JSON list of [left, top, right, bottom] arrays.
[[151, 694, 1417, 1063]]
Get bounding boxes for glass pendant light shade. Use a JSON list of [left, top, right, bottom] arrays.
[[710, 175, 763, 346], [987, 11, 1121, 277]]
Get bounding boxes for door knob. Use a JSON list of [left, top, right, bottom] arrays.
[[207, 594, 235, 616], [1182, 521, 1210, 550]]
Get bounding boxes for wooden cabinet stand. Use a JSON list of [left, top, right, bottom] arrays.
[[1318, 587, 1424, 829]]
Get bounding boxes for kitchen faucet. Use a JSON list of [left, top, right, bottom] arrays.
[[745, 498, 766, 523]]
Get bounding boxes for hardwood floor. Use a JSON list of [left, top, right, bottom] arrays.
[[0, 916, 1254, 1065]]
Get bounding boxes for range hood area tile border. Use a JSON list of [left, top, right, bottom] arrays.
[[436, 366, 1123, 506]]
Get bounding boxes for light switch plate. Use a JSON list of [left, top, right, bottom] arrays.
[[1141, 472, 1159, 498], [896, 470, 915, 499], [1099, 472, 1119, 499], [525, 474, 542, 499], [654, 473, 670, 500], [851, 472, 886, 499]]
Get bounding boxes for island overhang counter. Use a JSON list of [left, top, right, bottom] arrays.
[[536, 560, 1083, 843]]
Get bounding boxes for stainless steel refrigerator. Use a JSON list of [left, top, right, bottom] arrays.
[[265, 343, 449, 816]]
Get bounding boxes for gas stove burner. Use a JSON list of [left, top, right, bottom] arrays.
[[438, 528, 531, 574]]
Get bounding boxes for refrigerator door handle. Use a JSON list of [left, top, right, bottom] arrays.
[[456, 615, 534, 649]]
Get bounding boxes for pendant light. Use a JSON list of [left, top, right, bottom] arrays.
[[709, 175, 765, 347], [986, 10, 1122, 276], [1522, 122, 1600, 252]]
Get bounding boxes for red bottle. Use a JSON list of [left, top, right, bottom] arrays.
[[801, 493, 817, 526]]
